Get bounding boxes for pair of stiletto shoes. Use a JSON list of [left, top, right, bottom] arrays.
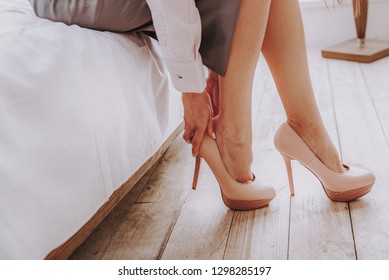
[[192, 122, 375, 210]]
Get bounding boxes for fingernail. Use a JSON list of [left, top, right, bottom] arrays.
[[212, 132, 216, 139], [192, 152, 196, 157]]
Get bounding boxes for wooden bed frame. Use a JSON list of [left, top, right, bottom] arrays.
[[45, 123, 184, 260]]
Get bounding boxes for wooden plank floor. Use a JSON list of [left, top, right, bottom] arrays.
[[71, 51, 389, 260]]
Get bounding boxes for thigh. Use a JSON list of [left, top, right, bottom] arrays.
[[29, 0, 152, 32]]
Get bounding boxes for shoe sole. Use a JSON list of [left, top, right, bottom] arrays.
[[221, 192, 272, 211], [304, 163, 374, 202], [324, 183, 374, 202]]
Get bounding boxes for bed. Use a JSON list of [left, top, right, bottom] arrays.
[[0, 0, 183, 259]]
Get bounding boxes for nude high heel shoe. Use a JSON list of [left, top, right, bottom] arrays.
[[274, 122, 375, 202], [192, 134, 276, 210]]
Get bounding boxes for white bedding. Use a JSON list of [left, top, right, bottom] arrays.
[[0, 0, 182, 259]]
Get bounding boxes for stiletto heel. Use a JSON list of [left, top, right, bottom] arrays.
[[274, 122, 375, 202], [193, 134, 276, 210], [192, 155, 202, 190], [282, 154, 295, 196]]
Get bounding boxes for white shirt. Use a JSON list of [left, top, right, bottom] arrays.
[[146, 0, 206, 93]]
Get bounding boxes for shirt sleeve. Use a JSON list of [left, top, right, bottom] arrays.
[[145, 0, 206, 93]]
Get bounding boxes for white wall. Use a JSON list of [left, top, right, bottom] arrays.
[[300, 0, 389, 48]]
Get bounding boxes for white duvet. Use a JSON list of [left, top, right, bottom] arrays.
[[0, 0, 182, 259]]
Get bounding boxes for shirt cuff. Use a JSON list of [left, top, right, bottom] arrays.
[[166, 55, 206, 93]]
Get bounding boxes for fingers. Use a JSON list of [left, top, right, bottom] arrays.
[[183, 122, 207, 157], [213, 77, 220, 114], [205, 78, 214, 96], [207, 114, 216, 140], [190, 128, 204, 157], [182, 88, 215, 157], [182, 122, 194, 144], [183, 121, 214, 158]]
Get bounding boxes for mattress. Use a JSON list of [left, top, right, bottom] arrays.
[[0, 0, 182, 259]]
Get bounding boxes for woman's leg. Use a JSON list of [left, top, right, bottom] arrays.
[[216, 0, 272, 182], [261, 0, 344, 172]]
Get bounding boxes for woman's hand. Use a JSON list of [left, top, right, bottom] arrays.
[[205, 70, 220, 117], [182, 90, 215, 157]]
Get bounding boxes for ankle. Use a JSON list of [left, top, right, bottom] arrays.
[[214, 122, 254, 182], [287, 117, 320, 133], [285, 120, 345, 173], [215, 118, 252, 144], [286, 118, 328, 143]]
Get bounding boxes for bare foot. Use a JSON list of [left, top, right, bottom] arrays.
[[288, 120, 345, 173], [214, 117, 254, 183]]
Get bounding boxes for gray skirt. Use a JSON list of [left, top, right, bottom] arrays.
[[29, 0, 241, 76]]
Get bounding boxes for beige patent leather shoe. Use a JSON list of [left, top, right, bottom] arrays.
[[192, 134, 276, 210], [274, 122, 375, 202]]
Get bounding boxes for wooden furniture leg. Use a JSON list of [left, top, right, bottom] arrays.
[[322, 0, 389, 63]]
